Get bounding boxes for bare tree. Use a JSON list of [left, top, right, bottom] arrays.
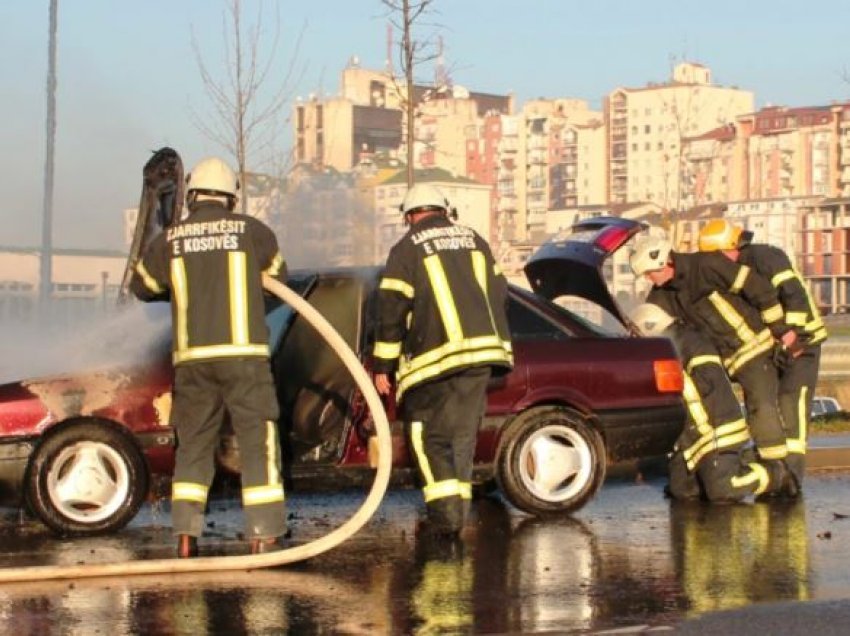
[[381, 0, 440, 187], [191, 0, 303, 213]]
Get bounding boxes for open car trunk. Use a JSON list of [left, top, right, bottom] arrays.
[[523, 216, 645, 331]]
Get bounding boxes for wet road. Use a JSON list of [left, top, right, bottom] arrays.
[[0, 472, 848, 634]]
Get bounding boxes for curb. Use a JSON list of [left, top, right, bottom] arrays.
[[807, 436, 850, 471]]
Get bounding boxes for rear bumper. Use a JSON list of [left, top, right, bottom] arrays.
[[596, 404, 685, 463]]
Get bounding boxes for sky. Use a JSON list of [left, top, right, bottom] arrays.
[[1, 0, 849, 252]]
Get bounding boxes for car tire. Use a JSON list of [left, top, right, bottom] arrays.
[[25, 419, 149, 536], [496, 407, 606, 516]]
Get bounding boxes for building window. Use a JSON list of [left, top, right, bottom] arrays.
[[644, 125, 651, 134]]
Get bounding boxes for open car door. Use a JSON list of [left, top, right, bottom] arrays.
[[118, 147, 185, 303]]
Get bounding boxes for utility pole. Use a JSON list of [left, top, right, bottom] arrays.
[[40, 0, 58, 308]]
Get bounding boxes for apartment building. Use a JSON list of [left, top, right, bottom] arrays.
[[517, 99, 604, 242], [606, 62, 754, 210], [796, 197, 850, 314], [294, 58, 514, 175], [416, 85, 513, 245], [684, 102, 850, 206], [741, 105, 836, 199], [294, 62, 404, 172], [468, 112, 520, 249]]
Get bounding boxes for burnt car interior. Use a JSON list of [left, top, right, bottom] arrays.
[[270, 272, 364, 466]]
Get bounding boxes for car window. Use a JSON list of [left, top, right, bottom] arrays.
[[507, 298, 569, 341]]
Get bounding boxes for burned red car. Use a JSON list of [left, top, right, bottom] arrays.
[[0, 217, 685, 535]]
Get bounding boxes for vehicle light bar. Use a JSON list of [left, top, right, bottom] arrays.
[[593, 226, 632, 253], [653, 359, 684, 393]]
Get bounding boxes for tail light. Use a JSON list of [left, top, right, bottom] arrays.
[[593, 226, 632, 253], [653, 359, 684, 393]]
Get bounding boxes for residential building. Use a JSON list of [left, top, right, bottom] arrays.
[[605, 62, 754, 210], [684, 102, 850, 207], [516, 98, 604, 242], [473, 112, 520, 249], [293, 58, 513, 176], [740, 105, 837, 199], [796, 197, 850, 314], [725, 197, 815, 259]]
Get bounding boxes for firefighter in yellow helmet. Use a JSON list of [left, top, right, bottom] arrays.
[[698, 218, 826, 491], [373, 183, 513, 538], [131, 156, 288, 557], [630, 234, 797, 496], [630, 302, 796, 501]]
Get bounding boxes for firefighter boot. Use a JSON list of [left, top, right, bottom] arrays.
[[176, 534, 199, 559], [250, 536, 287, 555], [758, 459, 800, 501]]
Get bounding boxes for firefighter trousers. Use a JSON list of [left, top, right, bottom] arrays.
[[169, 359, 286, 539], [733, 353, 788, 462], [778, 345, 821, 486], [402, 366, 491, 533], [668, 447, 783, 502]]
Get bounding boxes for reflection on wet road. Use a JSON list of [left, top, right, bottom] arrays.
[[0, 474, 848, 634]]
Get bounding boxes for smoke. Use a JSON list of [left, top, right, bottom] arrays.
[[0, 302, 171, 386]]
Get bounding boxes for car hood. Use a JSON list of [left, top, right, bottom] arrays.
[[523, 216, 644, 328]]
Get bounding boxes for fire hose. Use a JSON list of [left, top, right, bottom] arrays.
[[0, 275, 392, 583]]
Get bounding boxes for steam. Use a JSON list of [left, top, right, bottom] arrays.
[[0, 302, 171, 386]]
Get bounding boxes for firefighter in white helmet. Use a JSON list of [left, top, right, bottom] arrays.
[[373, 183, 513, 541], [131, 156, 288, 557], [698, 218, 826, 492], [630, 232, 799, 498], [631, 302, 795, 501]]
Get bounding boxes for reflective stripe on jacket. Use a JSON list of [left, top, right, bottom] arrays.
[[647, 251, 788, 375], [738, 243, 827, 346], [130, 201, 286, 365], [373, 214, 513, 401]]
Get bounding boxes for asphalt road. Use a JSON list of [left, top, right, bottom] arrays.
[[0, 468, 848, 634]]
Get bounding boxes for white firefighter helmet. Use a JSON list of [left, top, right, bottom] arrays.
[[629, 235, 672, 276], [630, 302, 675, 337], [186, 157, 239, 198], [399, 183, 450, 215]]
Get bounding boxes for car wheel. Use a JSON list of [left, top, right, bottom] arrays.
[[496, 407, 606, 516], [25, 419, 149, 536]]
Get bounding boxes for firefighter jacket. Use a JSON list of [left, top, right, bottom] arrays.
[[130, 201, 286, 366], [738, 243, 827, 346], [647, 251, 788, 376], [373, 214, 514, 401], [667, 323, 750, 472]]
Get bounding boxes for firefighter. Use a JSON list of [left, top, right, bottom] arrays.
[[699, 219, 827, 488], [373, 183, 513, 537], [629, 234, 799, 488], [630, 302, 796, 501], [131, 156, 287, 557]]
